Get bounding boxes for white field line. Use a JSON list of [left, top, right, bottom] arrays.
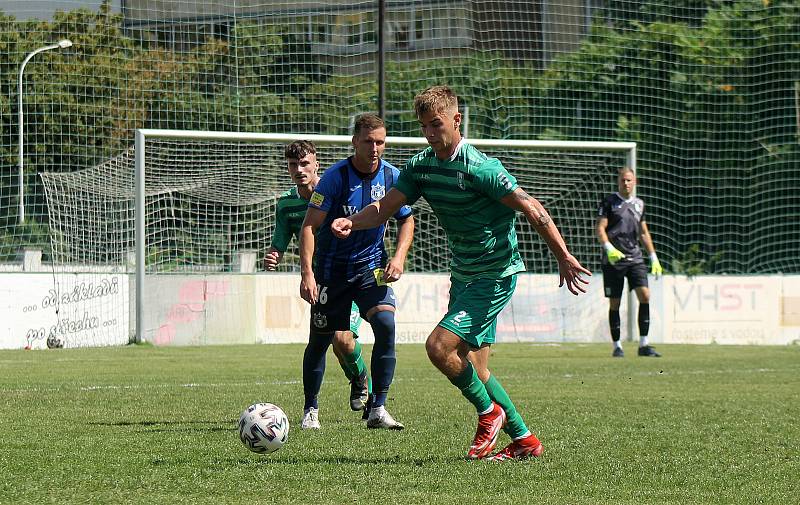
[[3, 366, 800, 395]]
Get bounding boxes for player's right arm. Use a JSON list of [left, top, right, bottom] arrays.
[[331, 188, 408, 238], [264, 246, 283, 271], [298, 207, 327, 304], [267, 198, 291, 270]]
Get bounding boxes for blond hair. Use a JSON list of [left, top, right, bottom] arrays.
[[413, 85, 459, 118]]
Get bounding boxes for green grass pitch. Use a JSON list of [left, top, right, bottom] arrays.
[[1, 343, 798, 504]]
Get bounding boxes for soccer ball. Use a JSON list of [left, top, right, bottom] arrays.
[[238, 403, 289, 454]]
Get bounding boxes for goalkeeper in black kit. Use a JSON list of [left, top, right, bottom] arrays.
[[596, 167, 663, 358]]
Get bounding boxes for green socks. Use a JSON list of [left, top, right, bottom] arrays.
[[484, 374, 528, 439], [449, 361, 492, 413], [341, 340, 372, 393]]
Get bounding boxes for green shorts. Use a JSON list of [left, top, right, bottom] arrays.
[[438, 274, 517, 348], [349, 302, 361, 337]]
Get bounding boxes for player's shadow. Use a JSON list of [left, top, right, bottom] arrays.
[[89, 420, 230, 433], [236, 454, 467, 465]]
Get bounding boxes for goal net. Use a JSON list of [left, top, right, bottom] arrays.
[[41, 130, 634, 345]]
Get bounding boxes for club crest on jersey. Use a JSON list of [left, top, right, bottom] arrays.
[[498, 173, 513, 190], [310, 192, 324, 207], [312, 311, 327, 329], [457, 172, 466, 190], [634, 202, 642, 214], [371, 182, 385, 201]]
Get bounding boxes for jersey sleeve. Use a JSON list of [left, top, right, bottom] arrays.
[[308, 168, 340, 213], [598, 196, 611, 218], [395, 161, 422, 205], [388, 165, 414, 220], [269, 203, 292, 252], [393, 204, 413, 221], [473, 158, 518, 200]]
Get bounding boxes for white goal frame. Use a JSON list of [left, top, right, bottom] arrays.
[[134, 128, 636, 344]]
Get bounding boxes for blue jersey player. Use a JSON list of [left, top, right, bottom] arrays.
[[597, 167, 663, 358], [298, 114, 415, 430], [265, 140, 373, 413]]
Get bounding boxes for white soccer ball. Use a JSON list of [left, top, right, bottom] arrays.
[[238, 402, 289, 454]]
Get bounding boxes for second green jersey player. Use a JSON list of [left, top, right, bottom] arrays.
[[331, 86, 591, 460], [265, 140, 370, 416]]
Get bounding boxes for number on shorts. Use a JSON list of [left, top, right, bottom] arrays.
[[452, 310, 467, 326]]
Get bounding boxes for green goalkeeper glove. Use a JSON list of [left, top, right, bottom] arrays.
[[604, 242, 625, 264], [650, 253, 663, 277]]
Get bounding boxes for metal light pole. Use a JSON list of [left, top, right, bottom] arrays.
[[18, 39, 73, 224]]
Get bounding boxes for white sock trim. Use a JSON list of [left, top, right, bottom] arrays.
[[478, 405, 494, 416]]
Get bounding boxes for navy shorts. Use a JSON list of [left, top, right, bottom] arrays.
[[602, 262, 648, 299], [310, 266, 395, 334]]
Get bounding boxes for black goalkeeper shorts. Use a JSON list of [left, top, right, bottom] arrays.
[[601, 262, 648, 299]]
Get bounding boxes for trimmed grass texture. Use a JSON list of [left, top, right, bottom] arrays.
[[1, 343, 798, 504]]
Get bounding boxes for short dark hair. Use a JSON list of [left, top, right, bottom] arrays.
[[352, 113, 385, 137], [284, 140, 316, 160]]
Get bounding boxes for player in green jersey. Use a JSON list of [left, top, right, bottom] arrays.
[[331, 86, 591, 460], [265, 140, 371, 424]]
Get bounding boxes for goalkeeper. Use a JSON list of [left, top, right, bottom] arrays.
[[596, 167, 662, 358]]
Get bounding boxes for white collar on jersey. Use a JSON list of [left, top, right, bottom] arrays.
[[448, 139, 466, 161], [615, 192, 636, 203]]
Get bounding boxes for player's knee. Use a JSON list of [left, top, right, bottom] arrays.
[[425, 333, 449, 365], [368, 310, 395, 338], [332, 331, 355, 354]]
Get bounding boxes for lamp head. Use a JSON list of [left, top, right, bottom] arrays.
[[57, 39, 73, 49]]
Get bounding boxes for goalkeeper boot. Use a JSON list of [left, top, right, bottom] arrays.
[[366, 405, 404, 430], [638, 345, 661, 357], [466, 402, 506, 460], [301, 407, 320, 430], [612, 347, 625, 358], [489, 433, 543, 462], [349, 372, 369, 411]]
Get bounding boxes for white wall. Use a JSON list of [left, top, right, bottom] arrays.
[[3, 273, 799, 349]]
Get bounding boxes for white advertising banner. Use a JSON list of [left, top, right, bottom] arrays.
[[780, 275, 800, 345], [3, 273, 797, 348], [662, 275, 784, 344], [0, 273, 129, 349], [144, 275, 258, 346]]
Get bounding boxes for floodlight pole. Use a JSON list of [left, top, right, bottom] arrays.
[[17, 39, 73, 224]]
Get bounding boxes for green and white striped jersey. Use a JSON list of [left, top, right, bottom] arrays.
[[395, 141, 525, 282]]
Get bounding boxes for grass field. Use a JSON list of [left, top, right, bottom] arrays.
[[1, 343, 798, 504]]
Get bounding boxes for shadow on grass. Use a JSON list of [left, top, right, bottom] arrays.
[[233, 454, 473, 466], [89, 419, 232, 433]]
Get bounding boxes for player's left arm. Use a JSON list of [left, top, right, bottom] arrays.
[[384, 215, 414, 282], [639, 220, 662, 276], [500, 188, 591, 295]]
